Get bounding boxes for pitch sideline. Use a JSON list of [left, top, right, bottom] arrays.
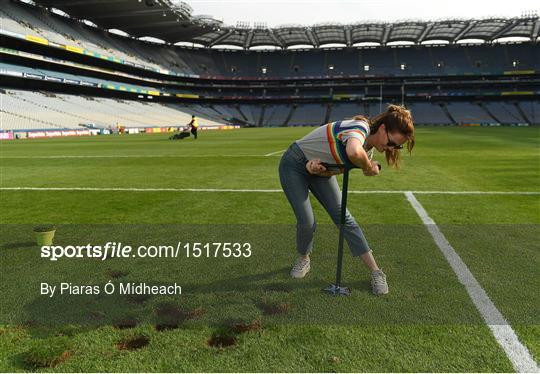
[[264, 149, 286, 156], [1, 154, 280, 159], [405, 191, 538, 373], [0, 187, 539, 195]]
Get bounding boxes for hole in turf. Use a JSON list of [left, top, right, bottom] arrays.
[[155, 322, 179, 332], [154, 303, 182, 331], [154, 304, 205, 331], [20, 337, 71, 369], [113, 317, 138, 329], [260, 301, 291, 315], [23, 320, 39, 328], [207, 334, 238, 348], [229, 319, 263, 334], [183, 307, 206, 321], [154, 303, 182, 320], [51, 351, 71, 367], [116, 335, 149, 351]]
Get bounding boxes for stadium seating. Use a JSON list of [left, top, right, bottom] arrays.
[[210, 105, 240, 121], [2, 0, 538, 78], [518, 101, 540, 124], [482, 102, 525, 124], [169, 104, 227, 124], [1, 0, 538, 129], [2, 93, 536, 130], [0, 0, 164, 70], [236, 105, 259, 125], [287, 104, 327, 126], [407, 102, 452, 125], [446, 102, 496, 124], [328, 103, 364, 122], [0, 89, 225, 130], [262, 105, 293, 126]]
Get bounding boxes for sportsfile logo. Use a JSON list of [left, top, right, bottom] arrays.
[[40, 242, 252, 261], [40, 242, 135, 261]]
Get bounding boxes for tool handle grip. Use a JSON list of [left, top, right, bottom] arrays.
[[321, 162, 382, 171]]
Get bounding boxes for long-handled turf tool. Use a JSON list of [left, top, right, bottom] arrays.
[[322, 162, 381, 296]]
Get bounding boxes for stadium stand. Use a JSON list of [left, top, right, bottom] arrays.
[[0, 0, 164, 70], [2, 0, 538, 78], [169, 104, 226, 124], [237, 104, 261, 125], [288, 104, 327, 126], [328, 103, 368, 122], [262, 105, 293, 127], [0, 89, 225, 130], [407, 102, 452, 125], [481, 102, 521, 124], [518, 101, 540, 124], [0, 0, 538, 130], [0, 62, 165, 97], [209, 105, 238, 122], [446, 102, 497, 124]]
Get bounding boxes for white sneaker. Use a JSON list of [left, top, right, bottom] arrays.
[[290, 257, 310, 278], [371, 269, 389, 295]]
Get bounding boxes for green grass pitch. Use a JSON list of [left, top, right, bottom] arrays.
[[0, 126, 538, 372]]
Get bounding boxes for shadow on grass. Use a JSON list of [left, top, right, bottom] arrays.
[[347, 279, 372, 294], [0, 241, 36, 250], [16, 267, 316, 330]]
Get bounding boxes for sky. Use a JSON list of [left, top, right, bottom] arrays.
[[187, 0, 540, 27]]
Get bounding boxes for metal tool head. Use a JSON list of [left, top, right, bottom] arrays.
[[324, 284, 351, 296]]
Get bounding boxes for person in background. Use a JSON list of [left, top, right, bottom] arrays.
[[187, 115, 199, 139]]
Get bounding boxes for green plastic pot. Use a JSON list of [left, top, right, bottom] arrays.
[[33, 226, 56, 246]]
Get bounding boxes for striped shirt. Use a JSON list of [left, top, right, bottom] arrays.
[[295, 119, 373, 167]]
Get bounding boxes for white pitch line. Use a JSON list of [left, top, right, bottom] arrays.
[[351, 191, 540, 195], [264, 149, 286, 156], [0, 187, 539, 195], [0, 187, 283, 193], [0, 154, 268, 159], [405, 191, 539, 373]]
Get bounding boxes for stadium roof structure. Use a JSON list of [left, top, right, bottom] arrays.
[[28, 0, 221, 41], [28, 0, 540, 48]]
